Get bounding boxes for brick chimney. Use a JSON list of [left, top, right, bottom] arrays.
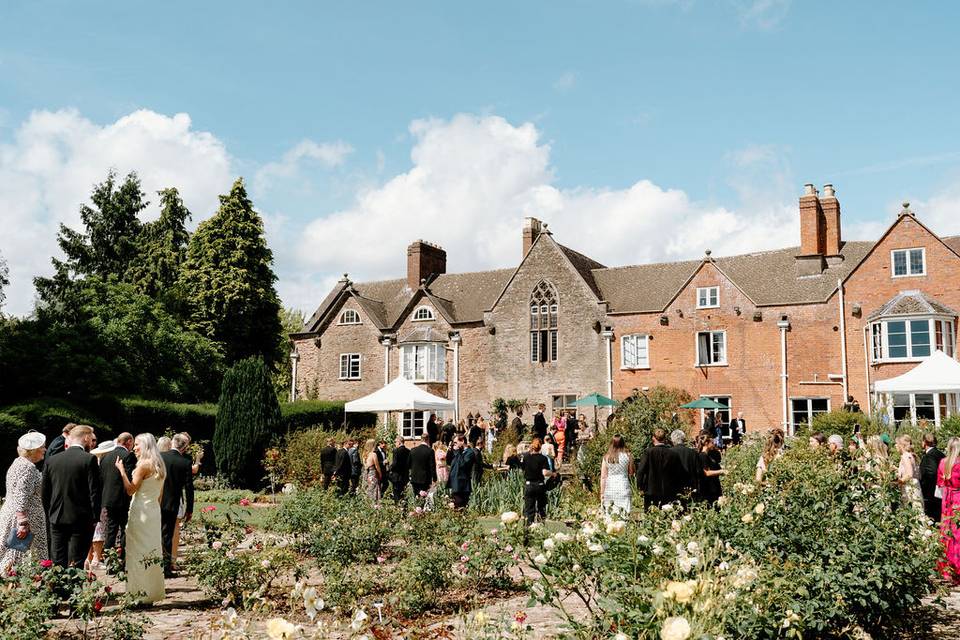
[[820, 183, 842, 260], [522, 217, 542, 258], [796, 184, 826, 276], [407, 240, 446, 290]]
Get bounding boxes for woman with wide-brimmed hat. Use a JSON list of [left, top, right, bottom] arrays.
[[0, 431, 48, 571]]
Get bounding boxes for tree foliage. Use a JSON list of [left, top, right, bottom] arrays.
[[273, 307, 305, 400], [125, 187, 192, 300], [214, 356, 281, 488], [179, 179, 283, 366]]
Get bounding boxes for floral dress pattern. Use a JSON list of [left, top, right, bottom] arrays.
[[602, 452, 632, 515], [0, 456, 48, 572], [937, 459, 960, 584], [435, 449, 449, 484], [365, 463, 381, 503]]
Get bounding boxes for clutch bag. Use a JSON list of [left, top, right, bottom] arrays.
[[5, 526, 33, 552]]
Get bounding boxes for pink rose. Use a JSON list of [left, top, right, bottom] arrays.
[[376, 556, 386, 564], [461, 542, 469, 551], [419, 490, 428, 497], [202, 505, 217, 513], [239, 498, 251, 506]]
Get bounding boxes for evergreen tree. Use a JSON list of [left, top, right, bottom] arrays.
[[127, 187, 192, 299], [178, 178, 283, 366], [35, 171, 147, 307], [213, 356, 280, 488]]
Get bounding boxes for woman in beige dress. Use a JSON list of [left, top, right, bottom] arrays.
[[115, 433, 166, 604]]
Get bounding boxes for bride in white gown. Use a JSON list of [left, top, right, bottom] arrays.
[[115, 433, 166, 604]]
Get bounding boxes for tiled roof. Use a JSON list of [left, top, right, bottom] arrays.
[[942, 235, 960, 255], [399, 326, 449, 343], [558, 243, 606, 299], [867, 290, 959, 321]]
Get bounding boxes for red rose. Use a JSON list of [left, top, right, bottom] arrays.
[[94, 599, 103, 613], [40, 559, 53, 569], [105, 585, 112, 594]]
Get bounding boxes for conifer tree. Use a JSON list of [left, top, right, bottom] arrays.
[[213, 356, 280, 487], [127, 187, 192, 299], [178, 178, 283, 365]]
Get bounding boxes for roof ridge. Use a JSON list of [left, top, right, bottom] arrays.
[[558, 242, 606, 269]]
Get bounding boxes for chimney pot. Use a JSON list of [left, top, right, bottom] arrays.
[[803, 183, 816, 195], [822, 184, 835, 198]]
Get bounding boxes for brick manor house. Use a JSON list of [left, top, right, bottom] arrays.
[[291, 183, 960, 437]]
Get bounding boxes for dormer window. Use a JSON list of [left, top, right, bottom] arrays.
[[338, 309, 361, 325], [892, 248, 925, 277], [412, 306, 435, 321], [696, 286, 719, 309]]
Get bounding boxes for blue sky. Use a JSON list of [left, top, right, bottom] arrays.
[[2, 1, 960, 316]]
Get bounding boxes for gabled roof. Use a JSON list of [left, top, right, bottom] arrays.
[[867, 290, 958, 321], [558, 244, 605, 299]]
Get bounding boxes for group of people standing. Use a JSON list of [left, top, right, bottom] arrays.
[[0, 424, 197, 605]]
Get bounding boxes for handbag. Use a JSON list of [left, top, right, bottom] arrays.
[[935, 485, 943, 499], [5, 526, 33, 552]]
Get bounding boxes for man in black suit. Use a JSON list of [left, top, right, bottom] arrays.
[[409, 439, 437, 500], [920, 432, 946, 523], [388, 436, 411, 504], [533, 404, 548, 442], [510, 409, 525, 440], [100, 432, 136, 562], [320, 439, 337, 489], [669, 430, 702, 506], [332, 439, 353, 496], [425, 415, 440, 446], [702, 411, 716, 439], [731, 412, 746, 446], [44, 423, 76, 463], [636, 428, 683, 509], [41, 424, 101, 568], [160, 433, 194, 577], [347, 439, 361, 494], [441, 418, 456, 446]]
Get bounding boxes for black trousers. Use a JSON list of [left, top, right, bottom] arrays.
[[350, 475, 360, 493], [104, 505, 129, 558], [451, 492, 471, 510], [50, 522, 94, 569], [160, 508, 178, 574], [523, 482, 547, 524], [924, 497, 942, 523], [322, 473, 334, 490], [335, 476, 351, 496], [392, 479, 409, 504]]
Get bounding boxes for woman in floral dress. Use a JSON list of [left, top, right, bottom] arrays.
[[362, 439, 381, 503], [937, 437, 960, 583], [0, 432, 47, 572], [433, 442, 449, 485], [895, 434, 923, 513], [600, 435, 633, 514]]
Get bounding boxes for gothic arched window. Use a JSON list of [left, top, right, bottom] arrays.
[[530, 281, 558, 363]]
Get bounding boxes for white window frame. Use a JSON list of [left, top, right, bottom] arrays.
[[891, 247, 926, 278], [696, 330, 727, 366], [699, 395, 732, 428], [338, 309, 361, 325], [696, 286, 720, 309], [869, 316, 954, 363], [401, 411, 427, 439], [338, 353, 361, 380], [399, 343, 447, 382], [789, 397, 831, 435], [551, 394, 579, 414], [620, 334, 650, 369], [412, 306, 435, 321]]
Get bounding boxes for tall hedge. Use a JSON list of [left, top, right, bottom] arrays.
[[213, 357, 280, 488]]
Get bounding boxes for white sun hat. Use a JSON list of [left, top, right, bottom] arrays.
[[18, 431, 47, 451]]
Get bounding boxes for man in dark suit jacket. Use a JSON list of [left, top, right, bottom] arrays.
[[533, 404, 548, 442], [41, 425, 101, 568], [636, 428, 684, 509], [320, 439, 337, 489], [160, 433, 194, 576], [510, 410, 526, 440], [425, 415, 440, 446], [388, 437, 411, 504], [409, 440, 437, 499], [920, 433, 946, 523], [731, 413, 746, 446], [376, 440, 390, 495], [669, 429, 702, 505], [448, 435, 476, 510], [44, 423, 77, 463], [332, 439, 353, 496], [100, 432, 136, 561]]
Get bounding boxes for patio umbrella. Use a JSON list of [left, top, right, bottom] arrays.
[[574, 393, 618, 432], [679, 397, 728, 410]]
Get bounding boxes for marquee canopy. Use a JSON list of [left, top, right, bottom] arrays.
[[344, 377, 455, 413], [874, 350, 960, 394]]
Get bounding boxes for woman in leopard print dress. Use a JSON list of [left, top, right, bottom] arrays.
[[0, 433, 48, 572]]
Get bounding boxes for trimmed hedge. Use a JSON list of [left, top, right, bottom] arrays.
[[280, 400, 376, 433]]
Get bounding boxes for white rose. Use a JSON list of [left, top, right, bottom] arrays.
[[350, 609, 369, 631], [614, 634, 629, 640], [212, 540, 223, 550], [652, 544, 664, 556], [637, 535, 650, 544], [741, 513, 754, 524], [530, 522, 543, 530], [661, 503, 674, 512], [663, 580, 696, 604], [500, 511, 520, 525], [686, 541, 699, 555], [606, 520, 627, 536], [265, 618, 297, 640], [660, 615, 691, 640], [533, 553, 548, 566], [718, 561, 729, 571], [553, 532, 572, 543], [587, 542, 605, 553], [542, 538, 555, 551], [671, 520, 682, 532], [717, 496, 730, 507], [754, 503, 765, 515]]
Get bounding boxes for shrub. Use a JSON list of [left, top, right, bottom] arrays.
[[391, 545, 458, 616], [280, 400, 375, 432], [214, 357, 281, 488], [273, 427, 351, 487], [803, 409, 875, 440]]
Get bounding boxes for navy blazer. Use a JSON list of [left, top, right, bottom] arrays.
[[448, 446, 476, 494]]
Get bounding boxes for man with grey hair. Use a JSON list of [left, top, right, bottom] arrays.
[[160, 433, 194, 577], [827, 434, 844, 455], [669, 429, 701, 506]]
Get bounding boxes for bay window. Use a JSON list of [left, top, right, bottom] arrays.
[[870, 318, 954, 362], [400, 343, 446, 382]]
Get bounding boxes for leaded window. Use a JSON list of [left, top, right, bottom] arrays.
[[530, 281, 559, 363]]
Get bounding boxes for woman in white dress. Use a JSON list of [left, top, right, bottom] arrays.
[[600, 435, 634, 515], [115, 433, 166, 604], [896, 434, 923, 512]]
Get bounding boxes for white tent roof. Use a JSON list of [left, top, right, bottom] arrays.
[[874, 350, 960, 393], [344, 377, 455, 412]]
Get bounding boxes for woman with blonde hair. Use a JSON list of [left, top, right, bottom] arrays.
[[600, 435, 633, 514], [362, 439, 382, 503], [115, 433, 166, 603], [895, 434, 923, 511], [502, 444, 522, 470], [937, 437, 960, 583], [755, 428, 785, 483]]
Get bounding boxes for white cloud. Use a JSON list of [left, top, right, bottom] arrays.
[[254, 139, 353, 194], [553, 71, 577, 92], [294, 114, 800, 306], [0, 108, 232, 316], [732, 0, 791, 30]]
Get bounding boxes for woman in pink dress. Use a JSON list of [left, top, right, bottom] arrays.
[[434, 442, 449, 486], [937, 437, 960, 584]]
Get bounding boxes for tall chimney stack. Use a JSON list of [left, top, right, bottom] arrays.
[[796, 184, 826, 275], [522, 217, 542, 258], [407, 240, 446, 290], [820, 183, 842, 260]]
